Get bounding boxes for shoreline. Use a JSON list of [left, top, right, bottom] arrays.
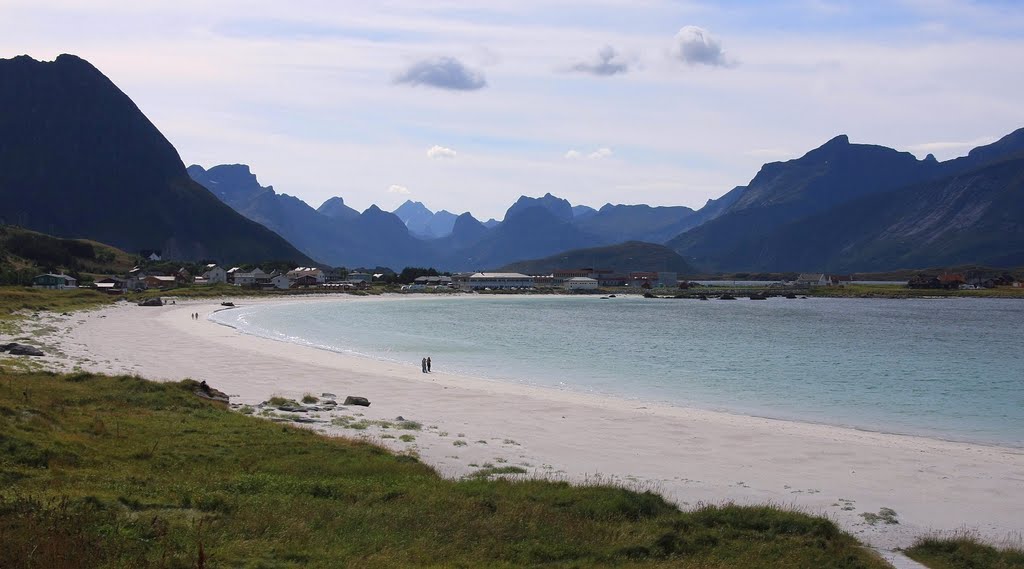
[[208, 294, 1023, 451], [17, 293, 1024, 554]]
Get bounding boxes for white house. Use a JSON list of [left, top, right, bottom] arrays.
[[564, 277, 599, 291], [232, 268, 267, 287], [268, 273, 290, 290], [201, 264, 227, 284], [466, 272, 534, 290]]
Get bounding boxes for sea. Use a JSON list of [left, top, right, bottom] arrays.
[[210, 295, 1024, 447]]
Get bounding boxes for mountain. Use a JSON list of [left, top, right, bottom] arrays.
[[575, 204, 699, 244], [317, 197, 360, 221], [393, 200, 457, 238], [667, 129, 1024, 271], [572, 205, 598, 219], [737, 154, 1024, 271], [482, 218, 500, 229], [504, 193, 574, 222], [0, 55, 313, 265], [442, 213, 489, 249], [667, 134, 946, 271], [442, 206, 598, 270], [500, 241, 696, 275], [188, 164, 430, 269]]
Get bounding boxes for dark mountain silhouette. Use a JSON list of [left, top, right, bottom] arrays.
[[188, 164, 430, 269], [504, 193, 574, 222], [442, 206, 598, 270], [0, 54, 313, 264], [575, 204, 699, 244], [441, 213, 489, 249], [572, 205, 598, 219], [393, 200, 458, 238], [667, 129, 1024, 271], [501, 241, 696, 275], [317, 197, 360, 221], [733, 154, 1024, 271]]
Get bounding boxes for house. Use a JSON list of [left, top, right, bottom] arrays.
[[938, 273, 966, 289], [143, 275, 176, 289], [201, 264, 227, 284], [175, 267, 192, 285], [93, 277, 127, 294], [322, 267, 343, 283], [291, 275, 320, 288], [564, 277, 599, 291], [258, 273, 291, 290], [288, 267, 326, 284], [829, 275, 854, 285], [347, 272, 372, 283], [32, 273, 77, 290], [797, 273, 828, 286], [553, 268, 615, 285], [465, 272, 534, 290], [232, 268, 267, 287]]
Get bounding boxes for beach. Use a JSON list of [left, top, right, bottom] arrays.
[[25, 294, 1024, 558]]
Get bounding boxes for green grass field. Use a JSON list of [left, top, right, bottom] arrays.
[[0, 371, 894, 568]]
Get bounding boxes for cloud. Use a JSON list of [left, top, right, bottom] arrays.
[[427, 145, 457, 159], [567, 45, 630, 76], [388, 184, 410, 195], [565, 147, 613, 160], [671, 26, 731, 67], [394, 56, 486, 90]]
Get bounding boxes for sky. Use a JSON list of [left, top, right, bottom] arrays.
[[3, 0, 1023, 221]]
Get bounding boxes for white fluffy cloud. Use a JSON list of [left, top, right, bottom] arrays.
[[427, 145, 457, 159], [672, 26, 731, 67], [565, 147, 613, 160], [388, 184, 410, 195]]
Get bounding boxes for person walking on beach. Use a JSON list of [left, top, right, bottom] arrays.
[[421, 357, 427, 373], [427, 357, 431, 373]]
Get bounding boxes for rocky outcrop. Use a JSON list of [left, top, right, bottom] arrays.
[[343, 396, 370, 407], [0, 343, 44, 356]]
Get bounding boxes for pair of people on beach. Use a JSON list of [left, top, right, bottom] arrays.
[[421, 356, 432, 373], [191, 312, 199, 320]]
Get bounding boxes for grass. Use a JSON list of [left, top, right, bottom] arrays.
[[0, 370, 893, 568], [905, 535, 1024, 569], [0, 287, 116, 322]]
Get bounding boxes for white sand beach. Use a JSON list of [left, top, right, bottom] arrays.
[[23, 294, 1024, 558]]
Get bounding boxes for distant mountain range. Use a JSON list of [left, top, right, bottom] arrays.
[[6, 54, 1023, 274], [0, 55, 314, 265], [666, 130, 1024, 271]]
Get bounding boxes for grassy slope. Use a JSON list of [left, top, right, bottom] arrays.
[[905, 537, 1024, 569], [0, 371, 892, 569]]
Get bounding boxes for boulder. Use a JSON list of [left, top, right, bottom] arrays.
[[2, 343, 44, 356], [193, 380, 229, 404], [321, 392, 337, 398], [321, 400, 337, 406], [343, 396, 371, 407], [138, 297, 163, 307]]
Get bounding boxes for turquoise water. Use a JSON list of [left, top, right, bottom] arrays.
[[211, 296, 1024, 446]]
